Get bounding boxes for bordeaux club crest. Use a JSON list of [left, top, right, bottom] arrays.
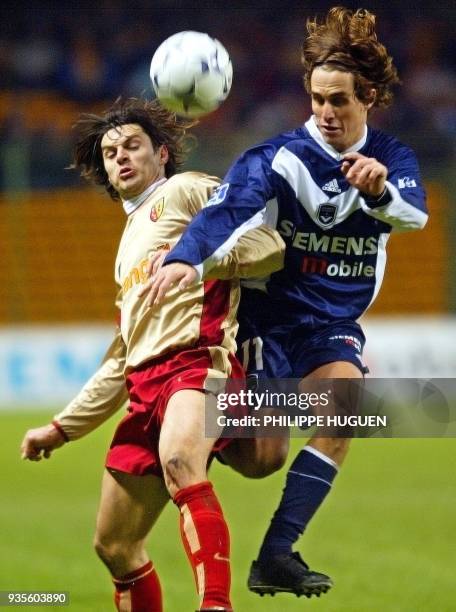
[[317, 203, 338, 227]]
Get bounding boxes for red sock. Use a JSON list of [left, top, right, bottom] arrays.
[[113, 561, 162, 612], [174, 481, 231, 610]]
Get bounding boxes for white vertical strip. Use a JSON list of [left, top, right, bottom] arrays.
[[304, 445, 339, 470], [365, 232, 390, 312]]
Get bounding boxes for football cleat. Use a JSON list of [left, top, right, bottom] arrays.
[[247, 551, 333, 598]]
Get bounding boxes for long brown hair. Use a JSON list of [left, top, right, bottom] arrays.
[[302, 7, 400, 107], [72, 97, 195, 200]]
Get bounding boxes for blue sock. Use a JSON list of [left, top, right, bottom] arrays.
[[258, 447, 338, 562]]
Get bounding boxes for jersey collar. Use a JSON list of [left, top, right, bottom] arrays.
[[305, 115, 368, 160], [122, 177, 167, 215]]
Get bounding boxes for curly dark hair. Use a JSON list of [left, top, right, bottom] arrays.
[[302, 7, 400, 108], [71, 97, 195, 200]]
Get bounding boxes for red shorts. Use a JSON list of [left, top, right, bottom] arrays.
[[105, 346, 244, 477]]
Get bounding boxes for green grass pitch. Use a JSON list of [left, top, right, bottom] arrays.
[[1, 411, 455, 611]]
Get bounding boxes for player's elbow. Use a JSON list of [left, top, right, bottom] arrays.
[[262, 232, 286, 275], [247, 451, 287, 478], [407, 211, 429, 230], [267, 239, 286, 274], [416, 213, 429, 230], [393, 212, 429, 232]]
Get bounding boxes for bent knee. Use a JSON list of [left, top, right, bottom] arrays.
[[162, 453, 196, 493], [243, 454, 287, 479], [224, 439, 288, 479], [94, 535, 147, 576], [93, 536, 127, 566], [253, 445, 288, 477], [269, 446, 288, 472]]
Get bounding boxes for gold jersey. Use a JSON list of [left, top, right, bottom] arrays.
[[54, 172, 285, 440]]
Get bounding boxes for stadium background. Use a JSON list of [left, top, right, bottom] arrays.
[[0, 2, 455, 611]]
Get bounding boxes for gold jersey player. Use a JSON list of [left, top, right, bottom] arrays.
[[20, 98, 285, 612]]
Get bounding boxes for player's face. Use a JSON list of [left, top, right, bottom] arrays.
[[310, 67, 375, 152], [101, 124, 168, 199]]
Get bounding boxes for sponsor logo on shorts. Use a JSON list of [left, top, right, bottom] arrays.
[[328, 334, 362, 353]]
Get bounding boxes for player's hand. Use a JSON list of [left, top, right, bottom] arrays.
[[139, 262, 198, 306], [341, 152, 387, 197], [20, 424, 66, 461], [144, 249, 169, 279]]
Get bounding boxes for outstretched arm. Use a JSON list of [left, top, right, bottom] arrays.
[[20, 328, 128, 461], [52, 328, 128, 441]]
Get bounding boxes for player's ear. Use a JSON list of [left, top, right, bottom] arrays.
[[159, 144, 169, 165], [366, 88, 376, 110]]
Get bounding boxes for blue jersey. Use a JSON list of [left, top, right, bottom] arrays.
[[166, 116, 428, 326]]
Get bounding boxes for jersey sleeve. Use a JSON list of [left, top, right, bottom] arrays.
[[204, 225, 285, 280], [165, 144, 277, 278], [361, 143, 428, 231], [53, 325, 128, 441], [187, 174, 221, 216]]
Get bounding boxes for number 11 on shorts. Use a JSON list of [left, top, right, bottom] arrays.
[[240, 337, 264, 372]]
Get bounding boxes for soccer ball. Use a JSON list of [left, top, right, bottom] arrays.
[[150, 31, 233, 118]]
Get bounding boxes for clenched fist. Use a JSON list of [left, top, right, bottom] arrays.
[[21, 423, 66, 461]]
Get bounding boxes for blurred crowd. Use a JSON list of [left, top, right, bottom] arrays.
[[0, 1, 454, 190]]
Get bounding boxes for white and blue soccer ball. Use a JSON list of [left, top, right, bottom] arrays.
[[150, 31, 233, 118]]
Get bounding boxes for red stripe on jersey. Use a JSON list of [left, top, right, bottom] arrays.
[[199, 280, 232, 347], [227, 351, 245, 380]]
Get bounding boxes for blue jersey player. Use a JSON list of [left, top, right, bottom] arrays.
[[144, 7, 428, 600]]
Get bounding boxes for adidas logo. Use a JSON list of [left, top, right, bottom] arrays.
[[322, 178, 341, 194]]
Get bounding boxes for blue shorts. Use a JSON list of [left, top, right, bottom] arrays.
[[236, 288, 368, 379]]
